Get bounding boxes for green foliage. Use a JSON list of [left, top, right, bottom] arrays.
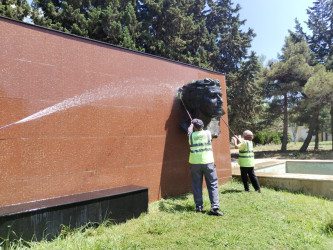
[[262, 34, 313, 152], [298, 64, 333, 152], [299, 0, 333, 152], [252, 130, 292, 145], [227, 51, 265, 134], [30, 0, 144, 51], [277, 131, 292, 144], [0, 0, 30, 20], [303, 64, 333, 105], [253, 131, 265, 145], [26, 0, 256, 75], [253, 130, 282, 145], [292, 151, 301, 157], [205, 0, 255, 74], [306, 0, 333, 68]]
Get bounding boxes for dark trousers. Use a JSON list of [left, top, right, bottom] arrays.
[[190, 163, 220, 209], [240, 167, 261, 191]]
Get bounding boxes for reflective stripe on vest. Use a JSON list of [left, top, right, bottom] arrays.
[[238, 140, 254, 167], [189, 130, 214, 164]]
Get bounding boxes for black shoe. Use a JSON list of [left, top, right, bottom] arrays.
[[210, 208, 223, 216], [196, 207, 204, 213]]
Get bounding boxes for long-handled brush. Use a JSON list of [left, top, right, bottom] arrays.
[[177, 88, 193, 122]]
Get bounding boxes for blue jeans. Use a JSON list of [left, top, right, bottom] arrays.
[[190, 163, 220, 209]]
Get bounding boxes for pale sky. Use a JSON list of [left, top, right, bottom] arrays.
[[234, 0, 315, 64]]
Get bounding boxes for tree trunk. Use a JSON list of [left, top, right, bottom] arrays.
[[300, 105, 320, 152], [281, 93, 288, 152], [314, 125, 319, 150], [331, 104, 333, 151]]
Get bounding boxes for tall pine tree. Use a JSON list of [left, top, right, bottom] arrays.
[[205, 0, 255, 74], [0, 0, 30, 20], [300, 65, 333, 151], [31, 0, 143, 51], [227, 51, 263, 134], [305, 0, 333, 150], [264, 35, 313, 151]]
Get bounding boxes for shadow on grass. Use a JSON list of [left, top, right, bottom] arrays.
[[158, 199, 193, 213], [323, 220, 333, 236], [155, 192, 196, 213], [221, 189, 242, 194]]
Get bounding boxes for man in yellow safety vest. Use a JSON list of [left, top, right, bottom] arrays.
[[188, 118, 223, 216], [232, 130, 261, 193]]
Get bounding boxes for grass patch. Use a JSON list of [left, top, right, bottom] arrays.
[[231, 141, 333, 160], [4, 179, 333, 249]]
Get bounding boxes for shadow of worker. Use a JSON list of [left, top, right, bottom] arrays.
[[159, 97, 192, 199]]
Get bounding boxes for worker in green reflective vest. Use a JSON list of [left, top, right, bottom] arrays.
[[188, 118, 223, 216], [232, 130, 261, 193]]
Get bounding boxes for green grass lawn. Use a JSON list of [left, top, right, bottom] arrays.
[[231, 141, 333, 160], [6, 179, 333, 250]]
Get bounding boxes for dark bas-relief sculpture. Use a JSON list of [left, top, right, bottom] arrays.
[[179, 78, 225, 138]]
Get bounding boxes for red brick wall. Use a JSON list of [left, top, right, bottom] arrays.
[[0, 17, 231, 206]]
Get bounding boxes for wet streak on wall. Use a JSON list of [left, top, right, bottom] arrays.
[[0, 17, 231, 206]]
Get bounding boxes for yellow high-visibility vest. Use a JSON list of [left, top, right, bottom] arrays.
[[238, 140, 254, 167], [189, 130, 214, 164]]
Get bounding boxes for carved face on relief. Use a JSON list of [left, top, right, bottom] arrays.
[[179, 78, 226, 138], [199, 85, 224, 118], [181, 78, 225, 119]]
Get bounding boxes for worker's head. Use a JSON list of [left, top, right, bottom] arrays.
[[192, 118, 204, 130], [243, 130, 253, 141], [181, 78, 225, 119]]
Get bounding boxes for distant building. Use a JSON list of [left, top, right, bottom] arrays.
[[288, 125, 332, 142]]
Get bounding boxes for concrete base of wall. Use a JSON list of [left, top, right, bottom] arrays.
[[0, 185, 148, 241]]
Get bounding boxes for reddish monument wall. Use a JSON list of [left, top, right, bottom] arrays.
[[0, 17, 231, 206]]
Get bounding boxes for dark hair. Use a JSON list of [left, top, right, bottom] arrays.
[[192, 118, 204, 129]]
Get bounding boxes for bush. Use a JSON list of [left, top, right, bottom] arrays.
[[253, 130, 282, 145], [253, 132, 266, 145], [267, 131, 281, 144], [277, 131, 292, 143]]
